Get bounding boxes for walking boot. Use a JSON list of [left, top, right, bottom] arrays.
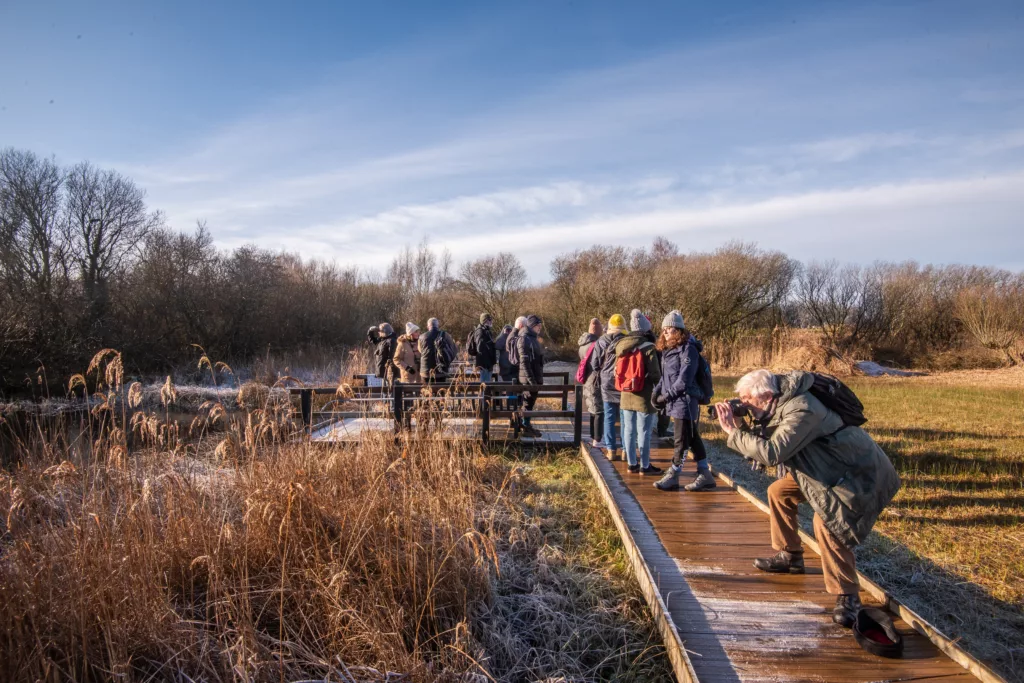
[[753, 550, 805, 574], [833, 593, 861, 628], [653, 466, 680, 491], [522, 424, 543, 438], [604, 448, 622, 461], [684, 470, 717, 491], [640, 464, 663, 476]]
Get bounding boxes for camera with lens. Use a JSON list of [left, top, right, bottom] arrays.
[[705, 398, 750, 420]]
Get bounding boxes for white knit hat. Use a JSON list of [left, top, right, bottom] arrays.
[[406, 322, 420, 335], [662, 310, 685, 329]]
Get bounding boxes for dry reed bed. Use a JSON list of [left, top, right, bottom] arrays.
[[0, 351, 668, 682]]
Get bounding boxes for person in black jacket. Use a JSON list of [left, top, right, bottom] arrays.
[[467, 313, 498, 382], [495, 324, 515, 382], [369, 323, 397, 383], [516, 314, 545, 437], [419, 317, 456, 382]]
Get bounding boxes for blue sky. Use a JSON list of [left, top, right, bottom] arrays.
[[2, 0, 1023, 279]]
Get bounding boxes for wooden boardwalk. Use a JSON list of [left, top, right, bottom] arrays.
[[581, 438, 990, 683]]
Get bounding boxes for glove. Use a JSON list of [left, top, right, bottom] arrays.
[[653, 393, 667, 410]]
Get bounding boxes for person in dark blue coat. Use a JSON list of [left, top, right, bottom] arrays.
[[652, 310, 715, 492]]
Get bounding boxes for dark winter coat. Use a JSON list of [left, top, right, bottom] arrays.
[[590, 331, 624, 404], [505, 328, 521, 378], [577, 332, 602, 414], [467, 324, 497, 369], [516, 328, 545, 386], [495, 328, 514, 381], [653, 335, 701, 421], [419, 328, 455, 381], [614, 332, 661, 414], [726, 371, 901, 548], [372, 331, 397, 380]]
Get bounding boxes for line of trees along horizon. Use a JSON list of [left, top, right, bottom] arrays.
[[3, 146, 1023, 393]]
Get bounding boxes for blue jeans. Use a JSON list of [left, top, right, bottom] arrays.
[[622, 410, 656, 468], [602, 401, 620, 452], [477, 368, 493, 383]]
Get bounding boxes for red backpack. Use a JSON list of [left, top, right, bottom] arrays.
[[614, 342, 652, 393]]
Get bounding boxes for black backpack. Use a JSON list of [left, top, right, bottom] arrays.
[[808, 373, 867, 427], [694, 354, 715, 405], [435, 332, 457, 371]]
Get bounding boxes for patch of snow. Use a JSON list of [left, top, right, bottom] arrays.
[[856, 361, 925, 377]]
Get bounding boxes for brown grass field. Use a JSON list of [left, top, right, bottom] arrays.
[[0, 352, 670, 682], [704, 369, 1024, 682]]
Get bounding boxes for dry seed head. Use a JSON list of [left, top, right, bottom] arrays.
[[67, 374, 87, 393], [160, 376, 177, 407], [87, 348, 119, 377], [214, 361, 233, 376], [104, 353, 124, 390], [127, 382, 143, 409]]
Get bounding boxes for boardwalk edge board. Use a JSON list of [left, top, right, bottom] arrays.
[[579, 442, 699, 683], [709, 465, 1007, 683]]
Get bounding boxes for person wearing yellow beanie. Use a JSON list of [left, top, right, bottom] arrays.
[[588, 313, 627, 459]]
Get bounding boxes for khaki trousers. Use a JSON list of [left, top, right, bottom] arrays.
[[767, 474, 860, 595]]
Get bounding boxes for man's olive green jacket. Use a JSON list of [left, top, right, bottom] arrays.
[[727, 371, 900, 548]]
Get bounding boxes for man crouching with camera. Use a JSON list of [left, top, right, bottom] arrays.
[[714, 369, 900, 628]]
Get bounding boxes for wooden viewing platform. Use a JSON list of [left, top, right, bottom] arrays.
[[579, 438, 1003, 683]]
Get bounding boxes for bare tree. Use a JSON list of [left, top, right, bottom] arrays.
[[955, 281, 1024, 366], [0, 148, 69, 302], [455, 252, 528, 324], [64, 162, 161, 327]]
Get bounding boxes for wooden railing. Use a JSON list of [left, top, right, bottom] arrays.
[[290, 378, 583, 447]]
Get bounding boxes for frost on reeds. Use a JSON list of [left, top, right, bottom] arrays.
[[0, 350, 669, 682]]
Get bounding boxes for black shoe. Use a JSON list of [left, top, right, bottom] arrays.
[[627, 464, 641, 474], [640, 464, 663, 476], [753, 550, 805, 574], [522, 425, 543, 438], [833, 593, 861, 628]]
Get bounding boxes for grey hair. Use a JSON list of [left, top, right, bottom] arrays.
[[426, 317, 440, 330], [514, 316, 527, 328], [735, 369, 778, 398]]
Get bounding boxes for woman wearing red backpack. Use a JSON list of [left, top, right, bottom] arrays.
[[614, 310, 663, 475], [652, 310, 715, 492]]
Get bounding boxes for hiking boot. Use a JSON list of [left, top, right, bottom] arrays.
[[684, 471, 717, 492], [833, 593, 861, 628], [522, 425, 543, 438], [627, 464, 641, 474], [653, 467, 680, 491], [753, 550, 805, 574], [605, 448, 622, 462], [640, 464, 663, 476]]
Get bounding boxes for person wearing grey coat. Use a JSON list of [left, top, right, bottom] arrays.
[[716, 369, 901, 628], [578, 318, 604, 441]]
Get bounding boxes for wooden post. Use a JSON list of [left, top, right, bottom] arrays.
[[573, 385, 583, 447], [300, 389, 312, 434], [393, 382, 403, 434], [481, 385, 490, 447]]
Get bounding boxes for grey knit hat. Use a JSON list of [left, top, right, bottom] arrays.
[[406, 322, 420, 335], [525, 314, 543, 328], [379, 322, 394, 336], [629, 308, 652, 333], [662, 310, 685, 330], [480, 312, 493, 325]]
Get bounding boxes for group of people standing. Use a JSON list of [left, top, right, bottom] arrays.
[[366, 312, 548, 437], [579, 308, 715, 493]]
